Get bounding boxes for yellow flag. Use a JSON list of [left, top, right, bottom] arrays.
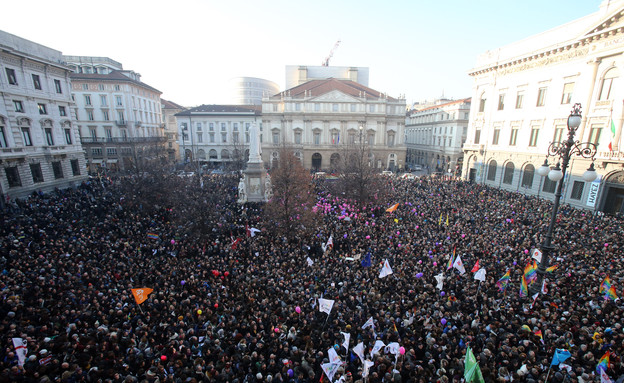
[[438, 213, 443, 226], [445, 213, 449, 226], [131, 288, 153, 305]]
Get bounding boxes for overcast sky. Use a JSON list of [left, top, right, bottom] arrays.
[[2, 0, 603, 107]]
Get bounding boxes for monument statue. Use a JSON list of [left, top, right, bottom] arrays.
[[248, 122, 262, 163], [237, 120, 271, 203], [237, 174, 247, 203]]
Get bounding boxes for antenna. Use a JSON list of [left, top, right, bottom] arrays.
[[322, 40, 341, 66]]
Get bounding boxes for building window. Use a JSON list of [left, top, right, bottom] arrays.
[[37, 103, 47, 115], [332, 104, 339, 112], [314, 104, 320, 112], [474, 129, 481, 144], [105, 128, 112, 141], [272, 132, 279, 144], [294, 131, 302, 144], [100, 95, 108, 106], [233, 132, 239, 143], [22, 128, 32, 146], [368, 133, 374, 145], [71, 159, 80, 176], [295, 103, 301, 111], [115, 96, 123, 106], [543, 177, 556, 193], [54, 79, 62, 93], [479, 95, 486, 112], [553, 125, 564, 143], [388, 134, 395, 147], [503, 162, 515, 185], [497, 94, 505, 110], [521, 164, 534, 188], [221, 123, 226, 131], [598, 68, 618, 100], [209, 123, 214, 131], [492, 128, 500, 145], [64, 129, 72, 144], [209, 133, 215, 143], [117, 111, 125, 123], [114, 85, 120, 91], [5, 166, 21, 187], [222, 133, 227, 143], [85, 95, 92, 106], [98, 84, 105, 91], [5, 68, 17, 85], [529, 127, 539, 147], [106, 148, 117, 156], [30, 163, 44, 183], [59, 106, 67, 117], [350, 104, 356, 112], [0, 126, 7, 148], [52, 161, 64, 179], [90, 128, 97, 139], [196, 122, 202, 131], [536, 87, 547, 107], [509, 127, 518, 146], [182, 133, 188, 141], [588, 126, 602, 146], [313, 132, 320, 145], [87, 111, 94, 121], [233, 123, 238, 131], [561, 82, 574, 104], [91, 148, 102, 156], [82, 84, 89, 90], [331, 132, 339, 145], [45, 128, 54, 145], [570, 181, 584, 200], [369, 104, 375, 113], [197, 132, 203, 143], [103, 110, 109, 121], [487, 160, 497, 181], [246, 133, 249, 143], [32, 74, 42, 90], [245, 123, 250, 131], [13, 100, 24, 113], [349, 133, 356, 144]]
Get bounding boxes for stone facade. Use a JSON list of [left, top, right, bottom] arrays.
[[0, 30, 87, 200], [161, 99, 185, 163]]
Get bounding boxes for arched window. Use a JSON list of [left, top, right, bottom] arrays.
[[479, 92, 487, 112], [487, 160, 497, 181], [221, 149, 230, 159], [503, 162, 515, 185], [599, 68, 619, 101], [209, 149, 218, 159], [521, 164, 535, 188]]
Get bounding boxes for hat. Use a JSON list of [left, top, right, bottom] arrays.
[[39, 349, 48, 355]]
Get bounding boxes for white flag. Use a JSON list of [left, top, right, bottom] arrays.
[[340, 332, 350, 351], [352, 342, 365, 364], [385, 342, 400, 355], [434, 273, 444, 290], [321, 362, 341, 381], [370, 340, 385, 358], [601, 369, 613, 383], [328, 347, 341, 364], [362, 317, 375, 330], [379, 259, 393, 278], [541, 280, 548, 295], [12, 338, 27, 366], [474, 268, 486, 282], [530, 292, 539, 309], [318, 298, 335, 315], [531, 248, 542, 264], [322, 235, 334, 252], [362, 360, 375, 378], [306, 257, 314, 267], [452, 254, 466, 275], [249, 227, 261, 237]]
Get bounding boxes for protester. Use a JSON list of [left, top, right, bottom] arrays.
[[0, 173, 622, 383]]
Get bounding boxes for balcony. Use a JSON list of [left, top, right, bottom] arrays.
[[81, 136, 167, 144], [115, 120, 127, 127]]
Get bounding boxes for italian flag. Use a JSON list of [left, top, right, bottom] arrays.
[[608, 117, 616, 151]]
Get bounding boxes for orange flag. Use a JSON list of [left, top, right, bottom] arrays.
[[386, 203, 399, 213], [131, 288, 153, 305]]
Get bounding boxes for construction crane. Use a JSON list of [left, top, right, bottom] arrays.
[[322, 40, 341, 66]]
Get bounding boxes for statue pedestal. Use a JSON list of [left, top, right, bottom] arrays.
[[240, 161, 268, 203]]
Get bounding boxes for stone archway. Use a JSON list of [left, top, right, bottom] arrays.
[[600, 171, 624, 215], [311, 153, 322, 170]]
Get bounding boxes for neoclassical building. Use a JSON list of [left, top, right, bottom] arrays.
[[161, 99, 185, 163], [65, 56, 164, 173], [0, 30, 86, 200], [463, 0, 624, 213], [261, 78, 406, 171], [405, 98, 470, 174]]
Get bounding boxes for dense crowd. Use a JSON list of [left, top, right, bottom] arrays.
[[0, 173, 622, 383]]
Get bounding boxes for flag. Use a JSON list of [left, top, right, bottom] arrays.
[[362, 360, 375, 379], [379, 259, 393, 278], [439, 213, 443, 226], [306, 257, 314, 267], [131, 288, 154, 305], [608, 114, 616, 151], [231, 237, 242, 250], [471, 260, 480, 273], [464, 346, 485, 383], [362, 317, 375, 330], [385, 342, 400, 355], [524, 260, 537, 284], [474, 268, 486, 282], [531, 248, 542, 263], [520, 275, 528, 297], [446, 248, 455, 270], [146, 233, 159, 240], [318, 298, 335, 315], [435, 273, 444, 290], [321, 362, 341, 382], [546, 264, 558, 273], [370, 340, 385, 358], [604, 285, 618, 301], [352, 342, 365, 364], [386, 203, 399, 213], [597, 351, 610, 373], [600, 276, 612, 293], [541, 280, 548, 295], [534, 329, 544, 344], [328, 347, 341, 364], [393, 322, 398, 333], [452, 254, 466, 275], [340, 332, 350, 351], [496, 270, 510, 292], [361, 252, 372, 268], [322, 235, 334, 252], [551, 349, 571, 366], [530, 292, 540, 309], [601, 369, 614, 383], [248, 227, 261, 237], [445, 212, 449, 226], [12, 338, 27, 366]]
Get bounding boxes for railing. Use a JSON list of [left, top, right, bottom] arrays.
[[81, 136, 166, 144], [115, 120, 127, 127]]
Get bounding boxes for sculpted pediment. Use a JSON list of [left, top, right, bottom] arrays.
[[311, 90, 361, 103]]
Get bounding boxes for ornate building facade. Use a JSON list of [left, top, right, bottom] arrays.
[[0, 30, 86, 200], [261, 78, 406, 171], [405, 98, 470, 174], [462, 1, 624, 213], [161, 99, 185, 163]]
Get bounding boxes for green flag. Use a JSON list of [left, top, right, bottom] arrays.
[[464, 346, 485, 383]]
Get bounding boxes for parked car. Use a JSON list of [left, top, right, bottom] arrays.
[[413, 165, 423, 171], [381, 170, 393, 176]]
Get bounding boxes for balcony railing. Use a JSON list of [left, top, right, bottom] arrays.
[[81, 136, 166, 144], [115, 120, 127, 127]]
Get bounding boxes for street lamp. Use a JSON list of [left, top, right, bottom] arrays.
[[531, 103, 598, 295]]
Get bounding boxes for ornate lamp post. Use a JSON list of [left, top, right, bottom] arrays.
[[531, 103, 598, 294]]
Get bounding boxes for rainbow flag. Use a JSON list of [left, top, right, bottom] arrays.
[[534, 329, 544, 344], [519, 275, 528, 297], [446, 248, 455, 270], [496, 270, 510, 292], [524, 260, 537, 284], [605, 285, 618, 301], [546, 264, 559, 273], [147, 233, 159, 240], [597, 351, 610, 373], [600, 276, 612, 293]]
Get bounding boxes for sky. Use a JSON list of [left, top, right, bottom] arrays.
[[2, 0, 604, 107]]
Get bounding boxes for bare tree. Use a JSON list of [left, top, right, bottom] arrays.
[[264, 146, 318, 241]]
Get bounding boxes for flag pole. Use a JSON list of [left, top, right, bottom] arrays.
[[544, 366, 552, 383]]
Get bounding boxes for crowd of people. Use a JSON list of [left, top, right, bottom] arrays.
[[0, 173, 622, 383]]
